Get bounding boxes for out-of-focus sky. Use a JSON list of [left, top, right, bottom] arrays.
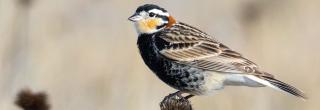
[[0, 0, 319, 110]]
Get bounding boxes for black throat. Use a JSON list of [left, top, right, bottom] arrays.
[[137, 33, 170, 75]]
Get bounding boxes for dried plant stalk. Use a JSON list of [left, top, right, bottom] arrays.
[[15, 89, 50, 110], [160, 93, 193, 110]]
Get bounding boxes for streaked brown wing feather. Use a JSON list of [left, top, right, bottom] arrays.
[[160, 40, 220, 61], [158, 24, 266, 75]]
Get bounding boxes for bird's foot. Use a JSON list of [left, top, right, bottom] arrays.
[[184, 94, 194, 99], [168, 91, 194, 101]]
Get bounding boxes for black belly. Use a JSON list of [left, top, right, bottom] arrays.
[[137, 34, 205, 92]]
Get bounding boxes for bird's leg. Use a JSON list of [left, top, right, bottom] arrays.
[[171, 91, 195, 99], [168, 91, 195, 101], [171, 91, 183, 99]]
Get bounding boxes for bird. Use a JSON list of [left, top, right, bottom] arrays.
[[128, 4, 307, 100]]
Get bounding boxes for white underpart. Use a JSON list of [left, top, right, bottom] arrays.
[[195, 72, 226, 95], [194, 73, 267, 95], [199, 74, 291, 96], [245, 75, 281, 91], [148, 9, 169, 16]]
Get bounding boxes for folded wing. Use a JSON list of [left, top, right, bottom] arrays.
[[157, 29, 270, 77]]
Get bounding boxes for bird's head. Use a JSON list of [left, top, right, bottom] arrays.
[[128, 4, 176, 34]]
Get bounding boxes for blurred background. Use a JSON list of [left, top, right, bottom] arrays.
[[0, 0, 319, 110]]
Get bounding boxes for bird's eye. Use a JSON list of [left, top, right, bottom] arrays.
[[149, 12, 156, 17]]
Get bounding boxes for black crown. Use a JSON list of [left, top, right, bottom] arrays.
[[136, 4, 167, 13]]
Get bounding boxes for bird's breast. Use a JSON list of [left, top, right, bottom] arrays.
[[137, 34, 207, 92]]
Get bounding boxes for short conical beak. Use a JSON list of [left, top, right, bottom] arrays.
[[128, 13, 142, 22]]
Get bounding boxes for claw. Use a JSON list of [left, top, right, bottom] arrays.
[[185, 95, 194, 99], [174, 91, 184, 99], [171, 91, 194, 99]]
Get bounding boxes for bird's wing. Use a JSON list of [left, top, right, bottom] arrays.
[[156, 25, 272, 77]]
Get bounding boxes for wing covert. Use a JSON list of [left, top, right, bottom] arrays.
[[155, 26, 259, 74]]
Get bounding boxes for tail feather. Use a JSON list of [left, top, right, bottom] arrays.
[[246, 75, 307, 100], [262, 76, 307, 99]]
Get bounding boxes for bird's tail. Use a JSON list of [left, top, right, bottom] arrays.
[[246, 75, 307, 100]]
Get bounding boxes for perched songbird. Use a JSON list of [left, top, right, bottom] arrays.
[[128, 4, 307, 99]]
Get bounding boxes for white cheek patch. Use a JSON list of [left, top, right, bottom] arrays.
[[148, 9, 169, 16]]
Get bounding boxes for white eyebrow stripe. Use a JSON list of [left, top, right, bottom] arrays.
[[148, 9, 169, 16]]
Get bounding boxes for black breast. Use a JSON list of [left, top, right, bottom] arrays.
[[137, 33, 205, 91]]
